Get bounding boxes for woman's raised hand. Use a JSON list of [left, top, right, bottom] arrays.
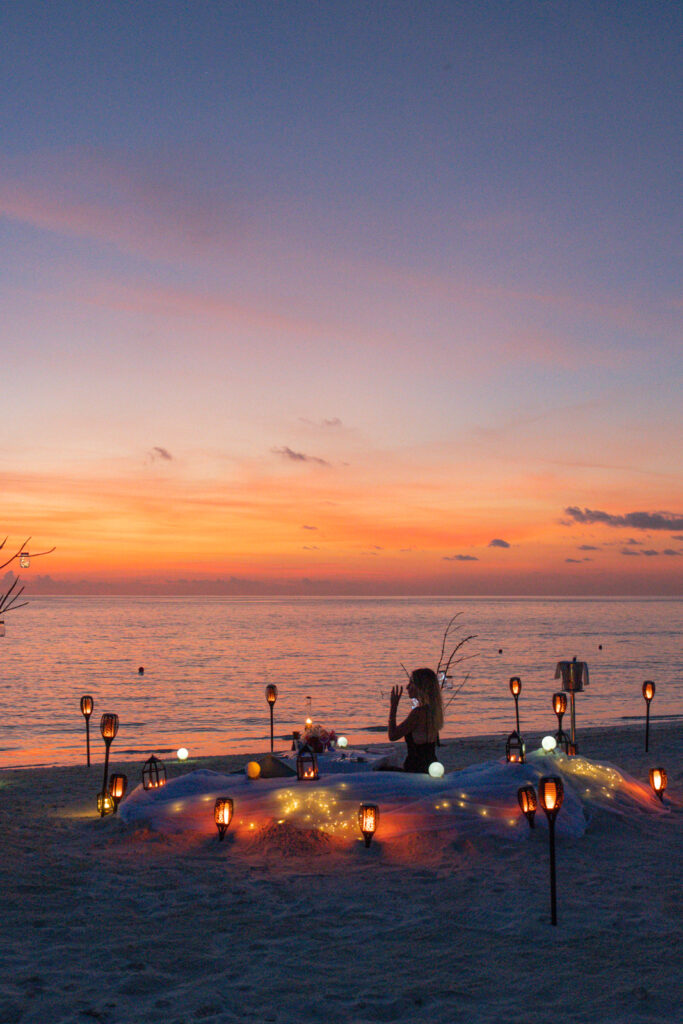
[[390, 684, 403, 710]]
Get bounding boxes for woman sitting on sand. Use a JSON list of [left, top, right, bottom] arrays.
[[388, 667, 444, 773]]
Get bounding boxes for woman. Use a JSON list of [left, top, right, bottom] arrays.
[[388, 667, 444, 773]]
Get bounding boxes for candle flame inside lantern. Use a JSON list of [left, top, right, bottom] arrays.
[[265, 684, 278, 705], [509, 676, 522, 696], [649, 767, 667, 799], [100, 713, 119, 741], [553, 692, 567, 716], [358, 802, 379, 846], [642, 680, 655, 701]]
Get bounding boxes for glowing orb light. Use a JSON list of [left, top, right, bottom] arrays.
[[542, 735, 558, 753], [337, 736, 348, 748], [246, 761, 261, 779], [177, 747, 189, 761], [428, 761, 445, 778]]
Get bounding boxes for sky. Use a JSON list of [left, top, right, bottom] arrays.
[[1, 1, 681, 596]]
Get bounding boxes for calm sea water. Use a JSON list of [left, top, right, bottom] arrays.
[[0, 596, 680, 768]]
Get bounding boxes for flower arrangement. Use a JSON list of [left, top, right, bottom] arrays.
[[302, 723, 337, 753]]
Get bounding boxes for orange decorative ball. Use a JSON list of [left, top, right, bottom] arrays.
[[245, 761, 261, 779]]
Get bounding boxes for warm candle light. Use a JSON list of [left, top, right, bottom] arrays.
[[505, 730, 525, 763], [142, 754, 167, 790], [265, 684, 278, 705], [19, 552, 30, 568], [97, 791, 114, 815], [109, 773, 128, 813], [99, 713, 119, 817], [552, 692, 567, 716], [642, 680, 656, 752], [214, 797, 234, 840], [642, 680, 655, 702], [517, 784, 537, 828], [296, 745, 319, 781], [509, 676, 522, 697], [80, 695, 94, 767], [649, 767, 667, 801], [358, 802, 379, 847]]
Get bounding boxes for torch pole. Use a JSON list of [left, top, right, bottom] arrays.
[[569, 691, 577, 747], [269, 703, 274, 753], [514, 695, 520, 736], [645, 701, 650, 753], [85, 717, 91, 768], [548, 816, 558, 926], [101, 740, 112, 816]]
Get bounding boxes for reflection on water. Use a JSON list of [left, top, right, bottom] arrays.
[[0, 595, 680, 767]]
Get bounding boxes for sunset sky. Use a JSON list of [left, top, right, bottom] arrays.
[[2, 1, 681, 595]]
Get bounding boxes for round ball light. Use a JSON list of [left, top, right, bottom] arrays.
[[428, 761, 445, 778], [337, 736, 348, 748], [541, 735, 558, 753], [177, 747, 189, 761], [246, 761, 261, 779]]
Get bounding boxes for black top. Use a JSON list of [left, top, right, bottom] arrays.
[[403, 732, 436, 773]]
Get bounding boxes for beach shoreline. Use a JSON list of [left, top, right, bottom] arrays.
[[2, 721, 681, 1024]]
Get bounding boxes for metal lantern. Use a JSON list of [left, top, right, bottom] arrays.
[[142, 754, 167, 790], [642, 680, 655, 752], [509, 676, 522, 735], [99, 713, 119, 817], [649, 767, 667, 802], [358, 803, 379, 847], [214, 797, 234, 840], [265, 684, 278, 752], [97, 791, 114, 816], [552, 691, 569, 750], [80, 695, 94, 767], [109, 773, 128, 813], [538, 775, 564, 926], [505, 730, 525, 764], [517, 785, 537, 829], [19, 552, 30, 569], [296, 745, 319, 781]]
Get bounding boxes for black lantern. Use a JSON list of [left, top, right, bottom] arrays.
[[296, 744, 319, 781], [109, 773, 128, 813], [99, 713, 119, 817], [509, 677, 522, 735], [97, 791, 114, 815], [265, 684, 278, 753], [142, 754, 167, 790], [538, 775, 564, 926], [80, 694, 94, 767], [517, 785, 537, 829], [552, 691, 568, 749], [358, 803, 379, 847], [214, 797, 234, 840], [505, 730, 525, 764], [642, 680, 655, 752], [649, 767, 667, 802]]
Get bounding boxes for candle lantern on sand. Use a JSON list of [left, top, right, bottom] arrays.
[[358, 803, 379, 847], [109, 773, 128, 813], [99, 713, 119, 817], [509, 677, 522, 735], [505, 730, 525, 764], [296, 745, 319, 781], [80, 695, 94, 767], [649, 767, 667, 802], [538, 776, 564, 926], [642, 681, 655, 753], [142, 754, 167, 790], [97, 791, 114, 815], [214, 797, 234, 840], [517, 785, 537, 829], [265, 684, 278, 753]]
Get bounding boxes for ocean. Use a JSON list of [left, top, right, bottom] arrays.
[[0, 595, 680, 768]]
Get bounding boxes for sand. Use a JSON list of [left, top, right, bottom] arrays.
[[1, 722, 681, 1024]]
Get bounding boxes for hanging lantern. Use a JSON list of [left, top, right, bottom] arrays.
[[517, 785, 537, 828], [358, 803, 379, 847], [505, 730, 525, 763], [142, 754, 167, 790], [97, 791, 114, 815], [509, 676, 522, 697], [649, 767, 667, 802], [0, 620, 5, 637], [296, 745, 319, 781], [100, 713, 119, 741], [109, 773, 128, 813], [214, 797, 234, 840], [19, 552, 30, 569]]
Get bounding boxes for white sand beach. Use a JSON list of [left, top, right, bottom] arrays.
[[1, 722, 681, 1024]]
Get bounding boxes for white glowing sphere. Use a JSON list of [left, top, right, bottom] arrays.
[[337, 736, 348, 748], [428, 761, 445, 778], [177, 747, 189, 761], [541, 735, 557, 752]]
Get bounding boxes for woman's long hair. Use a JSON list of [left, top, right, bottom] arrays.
[[410, 667, 444, 737]]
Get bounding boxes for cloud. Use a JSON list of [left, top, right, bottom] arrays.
[[299, 417, 343, 428], [271, 446, 330, 467], [641, 550, 659, 556], [662, 549, 681, 556], [564, 507, 683, 531], [302, 525, 317, 531], [488, 538, 510, 548], [578, 545, 600, 551], [302, 545, 319, 550], [673, 536, 683, 542], [565, 558, 581, 563], [621, 549, 640, 556], [148, 446, 173, 462], [443, 554, 479, 562], [625, 538, 643, 546]]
